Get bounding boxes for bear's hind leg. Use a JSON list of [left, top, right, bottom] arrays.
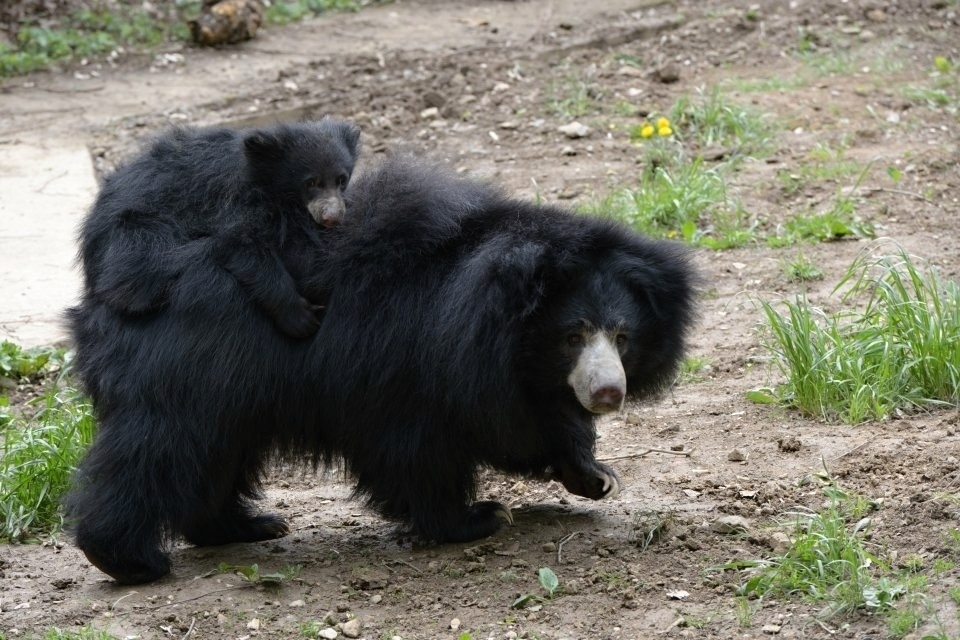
[[67, 419, 175, 584], [182, 457, 289, 547], [182, 502, 289, 546]]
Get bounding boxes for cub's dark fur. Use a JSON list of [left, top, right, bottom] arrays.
[[78, 118, 359, 338]]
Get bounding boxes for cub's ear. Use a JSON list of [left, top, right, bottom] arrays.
[[243, 131, 284, 160], [333, 120, 361, 157]]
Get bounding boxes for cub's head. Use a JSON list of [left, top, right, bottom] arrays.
[[243, 118, 361, 227]]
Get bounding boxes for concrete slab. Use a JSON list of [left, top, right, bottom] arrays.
[[0, 141, 94, 348]]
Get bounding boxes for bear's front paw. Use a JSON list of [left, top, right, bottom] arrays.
[[547, 461, 621, 500]]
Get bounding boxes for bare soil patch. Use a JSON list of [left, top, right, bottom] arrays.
[[1, 1, 959, 638]]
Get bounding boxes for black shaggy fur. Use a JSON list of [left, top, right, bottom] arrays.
[[77, 118, 360, 339], [66, 119, 358, 584], [305, 155, 698, 545], [65, 153, 696, 585]]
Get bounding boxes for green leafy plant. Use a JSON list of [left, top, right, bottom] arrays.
[[783, 252, 824, 282], [668, 86, 773, 158], [0, 341, 65, 381], [735, 469, 910, 619], [214, 562, 302, 587], [511, 567, 561, 608]]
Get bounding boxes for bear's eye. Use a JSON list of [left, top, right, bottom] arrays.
[[566, 334, 584, 347], [305, 176, 324, 190], [615, 334, 627, 346], [337, 174, 349, 191]]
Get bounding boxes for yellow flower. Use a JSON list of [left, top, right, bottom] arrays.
[[656, 117, 673, 136], [639, 123, 655, 138]]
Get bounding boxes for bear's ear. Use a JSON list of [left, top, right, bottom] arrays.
[[243, 131, 284, 160], [333, 121, 361, 157], [613, 244, 696, 323], [490, 240, 552, 319]]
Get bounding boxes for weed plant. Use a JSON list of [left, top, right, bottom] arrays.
[[668, 86, 774, 159], [738, 475, 889, 616], [584, 152, 754, 249], [759, 248, 960, 423], [0, 350, 94, 541]]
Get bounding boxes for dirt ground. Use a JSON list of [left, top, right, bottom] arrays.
[[2, 0, 960, 638]]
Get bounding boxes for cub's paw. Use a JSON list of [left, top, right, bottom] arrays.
[[274, 299, 322, 339]]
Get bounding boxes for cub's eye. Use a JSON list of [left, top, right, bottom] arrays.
[[615, 334, 627, 346], [337, 174, 349, 190], [305, 176, 323, 190], [566, 334, 584, 347]]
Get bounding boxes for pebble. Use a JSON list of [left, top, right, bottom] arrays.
[[341, 618, 361, 638], [450, 617, 461, 630], [728, 448, 747, 462], [654, 62, 681, 83], [710, 515, 751, 534], [778, 435, 801, 452], [288, 599, 305, 608], [318, 628, 338, 640], [557, 121, 590, 139]]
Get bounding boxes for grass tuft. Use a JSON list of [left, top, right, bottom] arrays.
[[0, 352, 94, 542], [758, 248, 960, 423]]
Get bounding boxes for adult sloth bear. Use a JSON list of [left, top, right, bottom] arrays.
[[66, 154, 696, 585], [308, 155, 697, 545]]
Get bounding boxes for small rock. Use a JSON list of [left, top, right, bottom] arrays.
[[370, 594, 382, 604], [560, 145, 577, 156], [710, 515, 751, 534], [247, 618, 261, 630], [728, 448, 747, 462], [542, 541, 557, 552], [318, 628, 338, 640], [557, 121, 591, 139], [419, 107, 440, 120], [288, 599, 305, 608], [341, 618, 361, 639], [761, 623, 782, 634], [769, 531, 792, 554], [450, 618, 461, 630], [654, 62, 681, 83], [498, 120, 520, 130], [778, 435, 801, 452], [423, 91, 446, 108]]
